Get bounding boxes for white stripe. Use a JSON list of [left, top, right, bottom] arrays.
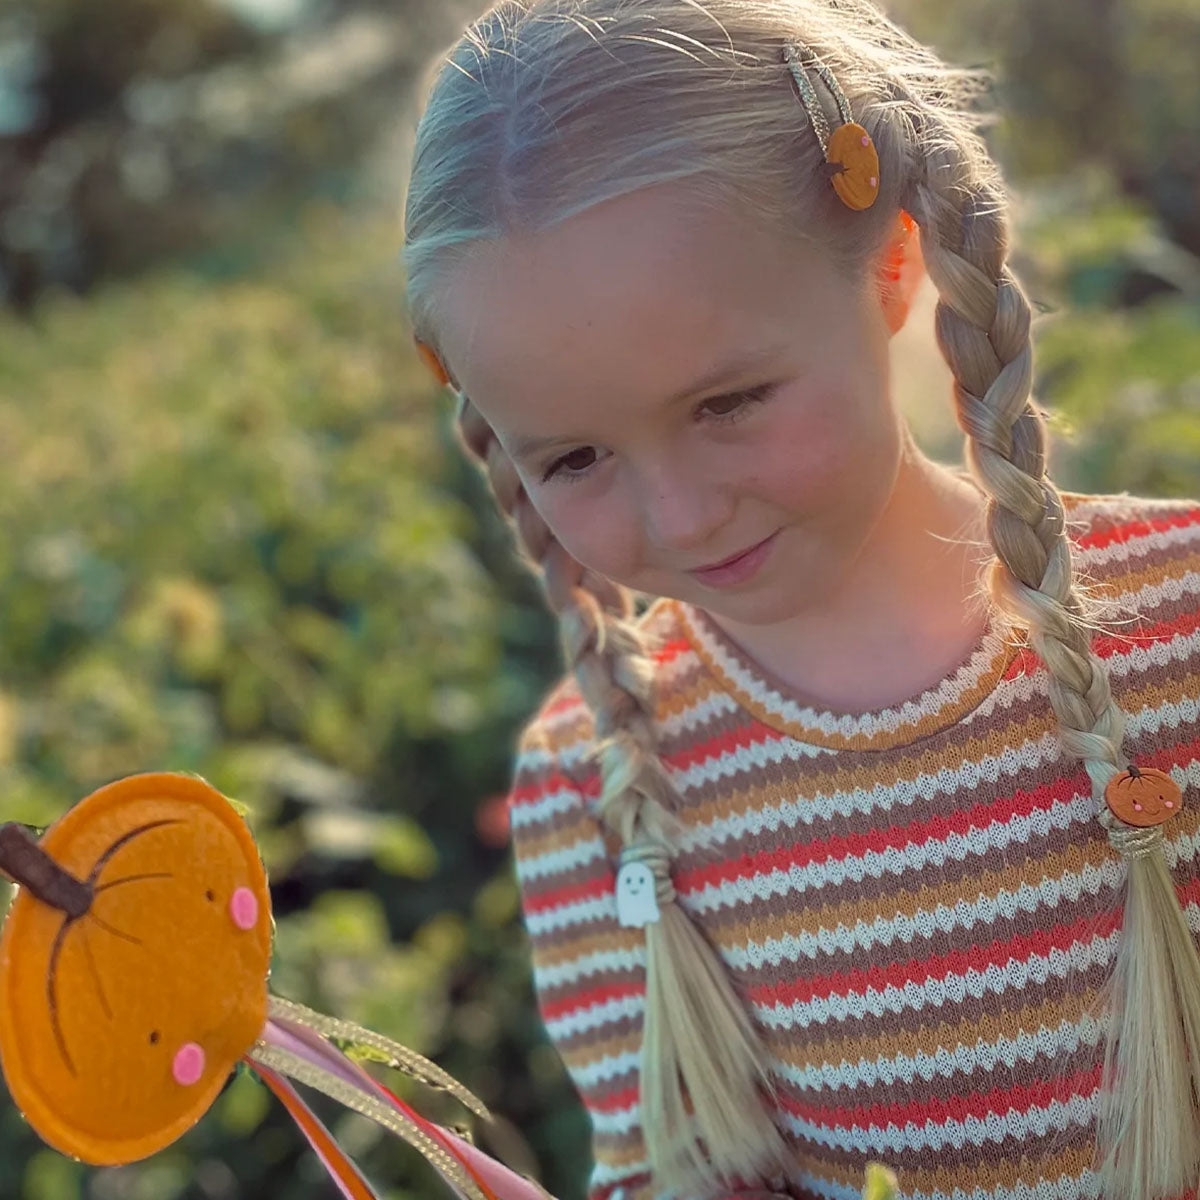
[[752, 927, 1122, 1030], [525, 886, 616, 936], [534, 943, 645, 990], [658, 686, 742, 739], [514, 835, 606, 882], [777, 1083, 1098, 1155], [570, 1049, 641, 1089]]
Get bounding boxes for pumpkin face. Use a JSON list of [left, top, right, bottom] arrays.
[[0, 773, 272, 1166], [1103, 764, 1184, 828]]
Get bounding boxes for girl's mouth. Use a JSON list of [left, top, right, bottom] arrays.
[[688, 529, 781, 587]]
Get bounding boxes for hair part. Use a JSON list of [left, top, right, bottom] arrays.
[[404, 3, 1200, 1196]]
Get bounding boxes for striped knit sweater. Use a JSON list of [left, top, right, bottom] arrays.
[[505, 489, 1200, 1200]]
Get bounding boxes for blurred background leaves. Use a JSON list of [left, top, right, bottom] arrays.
[[0, 1, 1197, 1198]]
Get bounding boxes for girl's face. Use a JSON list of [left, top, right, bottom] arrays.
[[435, 182, 906, 629]]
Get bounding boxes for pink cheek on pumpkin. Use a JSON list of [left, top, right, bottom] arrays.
[[173, 1043, 205, 1086], [1133, 803, 1143, 811], [230, 887, 259, 931]]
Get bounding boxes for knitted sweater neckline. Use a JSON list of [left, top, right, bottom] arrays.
[[668, 594, 1026, 753]]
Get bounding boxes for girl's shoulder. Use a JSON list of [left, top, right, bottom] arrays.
[[1060, 486, 1200, 531], [1062, 487, 1200, 593]]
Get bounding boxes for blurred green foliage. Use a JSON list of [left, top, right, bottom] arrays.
[[1014, 175, 1200, 499], [0, 202, 589, 1200]]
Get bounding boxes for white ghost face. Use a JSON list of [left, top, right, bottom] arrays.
[[615, 861, 660, 928]]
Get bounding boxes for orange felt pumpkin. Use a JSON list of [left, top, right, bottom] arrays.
[[1103, 763, 1184, 828], [0, 772, 272, 1165], [0, 772, 555, 1200]]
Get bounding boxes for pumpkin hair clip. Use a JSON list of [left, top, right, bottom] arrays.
[[782, 43, 879, 211], [0, 772, 551, 1200]]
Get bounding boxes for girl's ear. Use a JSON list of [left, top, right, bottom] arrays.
[[876, 210, 924, 336]]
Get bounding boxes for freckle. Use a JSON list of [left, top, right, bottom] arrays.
[[173, 1043, 205, 1086], [230, 886, 258, 931]]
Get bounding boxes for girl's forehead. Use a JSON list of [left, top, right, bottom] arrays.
[[435, 185, 846, 423]]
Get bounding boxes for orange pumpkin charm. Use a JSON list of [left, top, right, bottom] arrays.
[[827, 122, 880, 211], [1104, 763, 1184, 828]]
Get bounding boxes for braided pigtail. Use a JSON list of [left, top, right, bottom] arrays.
[[453, 391, 791, 1194], [907, 142, 1200, 1198]]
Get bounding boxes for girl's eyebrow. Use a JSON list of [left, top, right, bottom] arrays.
[[508, 341, 785, 460]]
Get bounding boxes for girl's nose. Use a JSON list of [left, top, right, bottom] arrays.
[[637, 461, 734, 554]]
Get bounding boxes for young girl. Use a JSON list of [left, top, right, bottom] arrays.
[[401, 3, 1200, 1199]]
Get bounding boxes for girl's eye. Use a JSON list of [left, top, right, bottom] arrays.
[[540, 384, 773, 484], [699, 386, 771, 421], [542, 446, 599, 483]]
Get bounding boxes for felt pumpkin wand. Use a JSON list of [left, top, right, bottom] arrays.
[[0, 771, 553, 1200]]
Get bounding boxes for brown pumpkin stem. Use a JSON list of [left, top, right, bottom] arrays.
[[0, 824, 93, 919], [1127, 764, 1142, 779]]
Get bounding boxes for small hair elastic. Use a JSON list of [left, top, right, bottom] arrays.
[[414, 337, 453, 389], [782, 42, 879, 211]]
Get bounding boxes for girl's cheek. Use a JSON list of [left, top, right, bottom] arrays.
[[750, 408, 844, 500], [525, 482, 639, 575]]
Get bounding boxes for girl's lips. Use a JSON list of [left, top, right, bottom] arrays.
[[688, 529, 780, 587]]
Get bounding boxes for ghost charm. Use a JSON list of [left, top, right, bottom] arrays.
[[616, 861, 660, 928]]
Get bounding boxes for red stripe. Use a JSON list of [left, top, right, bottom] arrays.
[[521, 872, 612, 914], [1074, 506, 1200, 551], [540, 980, 642, 1022], [1092, 606, 1200, 657], [652, 636, 692, 664], [662, 721, 781, 773], [509, 769, 582, 808]]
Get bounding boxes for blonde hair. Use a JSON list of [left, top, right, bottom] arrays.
[[401, 3, 1200, 1197]]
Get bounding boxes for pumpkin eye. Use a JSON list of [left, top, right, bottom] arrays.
[[149, 1030, 160, 1045], [205, 889, 215, 902]]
